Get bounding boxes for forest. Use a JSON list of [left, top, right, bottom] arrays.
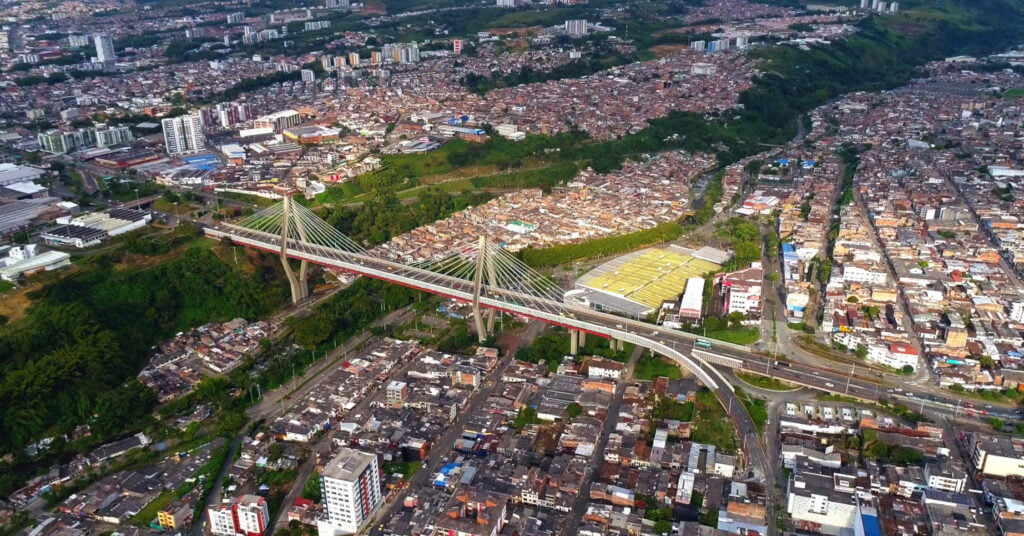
[[0, 234, 289, 494]]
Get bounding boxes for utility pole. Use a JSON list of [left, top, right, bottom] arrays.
[[845, 363, 855, 395]]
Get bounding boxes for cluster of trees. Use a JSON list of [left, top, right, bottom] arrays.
[[288, 277, 422, 348], [519, 222, 684, 267], [513, 330, 627, 373], [211, 70, 302, 102], [716, 218, 762, 271], [323, 189, 492, 246], [864, 442, 924, 464], [462, 53, 633, 95], [470, 161, 578, 192]]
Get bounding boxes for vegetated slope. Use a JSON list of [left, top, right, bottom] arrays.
[[0, 236, 287, 481]]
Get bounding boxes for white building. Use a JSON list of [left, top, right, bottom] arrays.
[[586, 358, 624, 380], [236, 495, 270, 536], [207, 507, 235, 536], [841, 263, 888, 286], [717, 262, 763, 318], [967, 433, 1024, 478], [786, 473, 858, 535], [254, 110, 301, 132], [924, 462, 966, 494], [564, 19, 588, 37], [162, 113, 205, 155], [320, 448, 383, 536], [94, 34, 115, 63], [208, 495, 269, 536], [0, 245, 71, 281]]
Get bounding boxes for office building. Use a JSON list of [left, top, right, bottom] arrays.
[[227, 12, 245, 24], [320, 448, 383, 536], [162, 113, 205, 156], [564, 19, 588, 37], [94, 34, 115, 63]]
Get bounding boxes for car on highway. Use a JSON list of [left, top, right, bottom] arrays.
[[824, 382, 834, 387]]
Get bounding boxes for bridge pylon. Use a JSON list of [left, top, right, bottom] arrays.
[[279, 196, 310, 304], [471, 236, 500, 343]]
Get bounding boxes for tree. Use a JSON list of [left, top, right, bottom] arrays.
[[566, 403, 582, 420], [652, 520, 672, 534], [268, 442, 284, 462], [854, 344, 868, 359], [846, 295, 859, 304], [979, 355, 995, 368], [988, 417, 1005, 431], [901, 365, 914, 374]]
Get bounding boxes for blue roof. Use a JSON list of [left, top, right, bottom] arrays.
[[776, 158, 790, 165], [860, 514, 881, 536], [183, 154, 217, 163], [781, 243, 796, 252], [439, 462, 461, 475]]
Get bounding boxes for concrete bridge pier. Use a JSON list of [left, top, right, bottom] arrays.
[[570, 329, 579, 355], [578, 331, 586, 347]]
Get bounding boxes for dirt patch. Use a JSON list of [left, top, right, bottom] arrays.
[[0, 283, 42, 324], [650, 44, 688, 58]]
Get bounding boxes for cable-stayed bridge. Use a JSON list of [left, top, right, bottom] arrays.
[[204, 198, 771, 478]]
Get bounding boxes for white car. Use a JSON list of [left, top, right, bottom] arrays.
[[824, 382, 834, 388]]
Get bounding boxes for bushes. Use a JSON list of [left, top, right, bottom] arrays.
[[519, 222, 684, 267]]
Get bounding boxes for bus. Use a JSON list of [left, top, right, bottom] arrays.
[[695, 339, 712, 349]]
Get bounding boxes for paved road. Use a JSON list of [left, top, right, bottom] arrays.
[[561, 345, 644, 536], [366, 320, 547, 536], [190, 436, 244, 536]]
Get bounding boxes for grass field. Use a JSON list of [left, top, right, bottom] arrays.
[[1004, 88, 1024, 99], [736, 372, 797, 391], [635, 353, 682, 380], [692, 389, 738, 452], [704, 328, 760, 345], [129, 489, 174, 526]]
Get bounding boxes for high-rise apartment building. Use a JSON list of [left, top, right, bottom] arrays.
[[94, 34, 115, 63], [564, 19, 588, 37], [320, 448, 383, 535], [227, 12, 245, 24], [208, 495, 269, 536], [162, 113, 205, 156]]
